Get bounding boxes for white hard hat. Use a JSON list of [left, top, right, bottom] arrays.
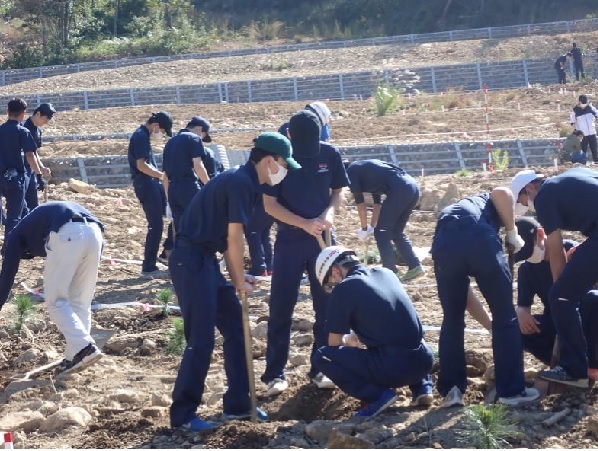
[[308, 101, 332, 126], [315, 245, 358, 286], [510, 170, 544, 203]]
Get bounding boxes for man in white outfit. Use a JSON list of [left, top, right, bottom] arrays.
[[570, 94, 598, 163], [0, 201, 104, 373]]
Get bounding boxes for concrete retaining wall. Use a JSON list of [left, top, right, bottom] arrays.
[[43, 138, 560, 188]]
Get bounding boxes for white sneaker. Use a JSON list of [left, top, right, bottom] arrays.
[[497, 387, 540, 406], [311, 372, 335, 389], [266, 378, 288, 396], [441, 386, 464, 408]]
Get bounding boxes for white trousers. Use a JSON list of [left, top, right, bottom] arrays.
[[44, 221, 103, 360]]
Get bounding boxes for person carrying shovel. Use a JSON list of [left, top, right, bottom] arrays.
[[168, 132, 300, 432]]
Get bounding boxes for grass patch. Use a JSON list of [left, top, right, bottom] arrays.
[[455, 168, 472, 177]]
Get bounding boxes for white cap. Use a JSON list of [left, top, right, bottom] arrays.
[[315, 245, 357, 285], [510, 170, 544, 203], [308, 101, 331, 126]]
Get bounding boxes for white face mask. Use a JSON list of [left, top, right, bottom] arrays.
[[514, 203, 528, 216], [527, 244, 545, 264], [527, 198, 536, 213], [268, 160, 288, 185]]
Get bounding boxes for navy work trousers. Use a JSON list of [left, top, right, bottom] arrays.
[[374, 174, 420, 272], [133, 175, 165, 272], [245, 208, 274, 276], [262, 227, 331, 383], [432, 221, 525, 398], [315, 343, 433, 403], [549, 236, 598, 378], [169, 241, 250, 427], [168, 179, 200, 234], [24, 167, 39, 211], [523, 292, 598, 368], [0, 174, 26, 242]]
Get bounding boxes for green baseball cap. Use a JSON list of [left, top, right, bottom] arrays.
[[254, 132, 301, 170]]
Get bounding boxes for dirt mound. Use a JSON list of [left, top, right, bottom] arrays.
[[202, 421, 278, 448], [82, 417, 156, 448], [267, 383, 359, 422]]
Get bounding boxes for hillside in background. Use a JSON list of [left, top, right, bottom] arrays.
[[0, 0, 597, 69]]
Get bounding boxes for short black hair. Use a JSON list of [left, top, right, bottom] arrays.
[[573, 130, 584, 137], [566, 52, 572, 56], [8, 98, 27, 116], [248, 147, 280, 164]]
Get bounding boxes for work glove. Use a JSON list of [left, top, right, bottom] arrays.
[[505, 228, 525, 254], [165, 203, 173, 220], [356, 225, 374, 241], [36, 174, 45, 192]]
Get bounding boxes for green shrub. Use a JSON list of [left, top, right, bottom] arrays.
[[373, 85, 400, 116], [458, 404, 518, 448], [166, 318, 186, 355], [455, 168, 471, 177]]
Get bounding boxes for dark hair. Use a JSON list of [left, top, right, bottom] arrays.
[[573, 42, 577, 47], [8, 98, 27, 116], [249, 147, 280, 164], [566, 52, 572, 56], [573, 130, 584, 137]]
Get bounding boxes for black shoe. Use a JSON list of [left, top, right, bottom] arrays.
[[62, 344, 102, 374], [539, 365, 589, 388], [158, 250, 170, 266]]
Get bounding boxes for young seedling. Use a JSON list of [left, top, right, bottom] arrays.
[[166, 318, 186, 356], [157, 288, 174, 317], [12, 294, 36, 333], [458, 404, 519, 449], [373, 85, 400, 116], [491, 148, 509, 171]]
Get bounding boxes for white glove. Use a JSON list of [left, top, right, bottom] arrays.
[[342, 332, 360, 347], [165, 203, 173, 220], [356, 225, 375, 241], [506, 229, 525, 253]]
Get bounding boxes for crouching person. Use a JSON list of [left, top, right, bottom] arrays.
[[0, 201, 104, 373], [314, 246, 434, 418]]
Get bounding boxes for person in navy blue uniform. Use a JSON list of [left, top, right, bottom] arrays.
[[168, 132, 300, 432], [554, 52, 571, 84], [202, 146, 224, 180], [513, 217, 598, 379], [244, 198, 274, 276], [162, 116, 211, 234], [431, 187, 539, 407], [261, 110, 349, 396], [314, 246, 434, 417], [128, 111, 173, 277], [347, 159, 425, 282], [305, 101, 332, 142], [571, 42, 585, 81], [0, 98, 43, 247], [512, 167, 598, 387], [21, 103, 54, 211], [0, 201, 104, 373]]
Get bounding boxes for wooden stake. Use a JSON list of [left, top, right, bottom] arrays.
[[240, 291, 258, 422]]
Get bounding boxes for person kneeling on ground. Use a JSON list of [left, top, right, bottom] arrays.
[[513, 216, 598, 381], [559, 130, 586, 164], [313, 246, 434, 418], [0, 201, 105, 373]]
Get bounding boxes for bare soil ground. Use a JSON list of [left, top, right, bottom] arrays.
[[42, 81, 596, 159], [1, 31, 597, 95], [0, 167, 597, 449], [1, 24, 598, 450]]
